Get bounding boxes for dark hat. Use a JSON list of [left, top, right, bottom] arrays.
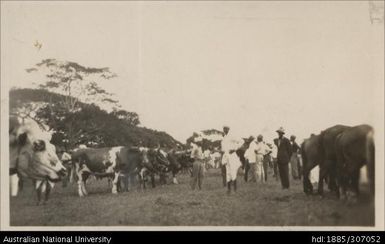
[[276, 127, 285, 134]]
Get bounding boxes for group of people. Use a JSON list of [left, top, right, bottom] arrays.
[[189, 126, 302, 194]]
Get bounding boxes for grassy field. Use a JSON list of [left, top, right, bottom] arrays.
[[10, 168, 374, 226]]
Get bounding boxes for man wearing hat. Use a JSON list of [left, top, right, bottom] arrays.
[[244, 136, 257, 182], [246, 134, 270, 183], [274, 127, 292, 189], [220, 126, 242, 194], [190, 141, 205, 190], [220, 126, 231, 187]]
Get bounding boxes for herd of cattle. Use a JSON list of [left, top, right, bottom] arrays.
[[9, 115, 375, 205], [66, 145, 194, 197]]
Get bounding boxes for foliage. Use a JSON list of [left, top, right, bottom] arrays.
[[26, 58, 118, 112], [186, 129, 223, 150], [10, 88, 182, 150]]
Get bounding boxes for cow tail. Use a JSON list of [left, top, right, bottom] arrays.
[[366, 129, 375, 196]]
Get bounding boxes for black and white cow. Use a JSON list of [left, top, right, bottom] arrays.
[[70, 146, 170, 196]]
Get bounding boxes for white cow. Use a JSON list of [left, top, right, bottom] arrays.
[[9, 116, 67, 204]]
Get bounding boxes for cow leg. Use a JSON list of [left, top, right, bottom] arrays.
[[111, 172, 120, 194], [35, 180, 44, 205], [123, 174, 129, 192], [138, 168, 146, 191], [151, 174, 156, 188], [130, 173, 137, 191], [172, 177, 178, 184], [18, 176, 24, 192], [317, 166, 327, 196], [69, 165, 75, 184], [76, 169, 88, 197], [244, 162, 249, 182], [142, 176, 146, 190], [352, 167, 360, 195], [337, 171, 348, 201], [303, 168, 313, 195], [10, 173, 19, 197], [346, 166, 360, 203], [172, 171, 179, 184], [44, 181, 51, 204], [327, 165, 338, 193], [78, 182, 84, 197], [120, 174, 129, 192], [75, 163, 84, 197]]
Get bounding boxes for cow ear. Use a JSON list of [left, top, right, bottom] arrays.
[[18, 133, 28, 146], [33, 140, 46, 152]]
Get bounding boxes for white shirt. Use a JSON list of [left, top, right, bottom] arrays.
[[203, 149, 211, 158], [255, 141, 269, 155], [271, 144, 278, 158], [221, 131, 242, 153], [190, 145, 203, 160], [245, 141, 257, 163], [245, 140, 269, 163]]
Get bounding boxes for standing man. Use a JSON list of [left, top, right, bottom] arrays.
[[289, 135, 301, 180], [274, 127, 292, 189], [245, 136, 257, 182], [220, 126, 230, 187], [221, 126, 242, 194], [190, 142, 204, 190], [254, 135, 270, 183], [271, 143, 279, 180]]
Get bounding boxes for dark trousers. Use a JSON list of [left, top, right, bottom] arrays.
[[191, 161, 204, 190], [221, 165, 227, 187], [273, 159, 279, 180], [278, 163, 290, 189]]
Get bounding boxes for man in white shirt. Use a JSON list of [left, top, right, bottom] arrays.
[[271, 143, 279, 180], [190, 142, 204, 190], [245, 136, 257, 182], [221, 126, 242, 194], [253, 135, 270, 183]]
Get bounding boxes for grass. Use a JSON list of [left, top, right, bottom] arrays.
[[10, 168, 374, 226]]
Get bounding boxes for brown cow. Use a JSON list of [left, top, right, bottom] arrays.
[[301, 125, 351, 195], [335, 124, 375, 201], [301, 134, 322, 194], [317, 125, 351, 195]]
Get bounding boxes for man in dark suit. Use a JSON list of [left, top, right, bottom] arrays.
[[274, 127, 292, 189]]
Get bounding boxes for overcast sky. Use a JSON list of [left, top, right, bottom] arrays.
[[1, 1, 384, 143]]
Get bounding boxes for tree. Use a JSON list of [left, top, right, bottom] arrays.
[[26, 58, 118, 112], [110, 109, 140, 127], [25, 59, 120, 147]]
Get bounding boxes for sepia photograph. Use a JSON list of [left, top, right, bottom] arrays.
[[1, 1, 384, 230]]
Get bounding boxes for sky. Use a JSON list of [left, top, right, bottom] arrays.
[[1, 1, 384, 143]]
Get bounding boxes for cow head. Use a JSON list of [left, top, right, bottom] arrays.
[[9, 117, 67, 184], [140, 148, 171, 173], [166, 150, 182, 172]]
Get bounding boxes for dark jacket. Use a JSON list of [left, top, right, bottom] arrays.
[[274, 137, 292, 164]]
